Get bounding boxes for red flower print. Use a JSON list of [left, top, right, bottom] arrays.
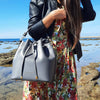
[[70, 90, 77, 100], [48, 83, 54, 89], [73, 88, 77, 94], [65, 53, 67, 58], [67, 42, 70, 47], [75, 94, 78, 100], [68, 88, 71, 93], [61, 43, 65, 49], [56, 67, 59, 74], [40, 83, 45, 89], [59, 96, 64, 100], [62, 78, 67, 87], [58, 33, 60, 37], [28, 94, 33, 100], [56, 20, 61, 25], [70, 52, 73, 56], [74, 62, 76, 69], [37, 92, 40, 97], [57, 41, 62, 45], [71, 66, 74, 72], [40, 95, 42, 100], [52, 93, 57, 100], [67, 60, 69, 65], [62, 39, 65, 43], [73, 78, 77, 82], [31, 82, 37, 88], [52, 33, 55, 36], [57, 47, 61, 52], [23, 91, 25, 97], [26, 81, 29, 87], [59, 74, 62, 80], [61, 56, 64, 62]]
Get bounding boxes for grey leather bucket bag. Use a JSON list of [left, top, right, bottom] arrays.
[[11, 37, 56, 82]]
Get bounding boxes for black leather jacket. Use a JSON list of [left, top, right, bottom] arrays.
[[28, 0, 96, 60]]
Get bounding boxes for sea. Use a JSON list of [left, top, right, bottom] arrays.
[[0, 38, 100, 99], [0, 38, 100, 77]]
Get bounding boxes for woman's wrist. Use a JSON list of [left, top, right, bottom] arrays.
[[49, 10, 56, 20], [42, 11, 56, 29]]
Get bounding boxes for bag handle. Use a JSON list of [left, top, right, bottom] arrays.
[[20, 0, 46, 43]]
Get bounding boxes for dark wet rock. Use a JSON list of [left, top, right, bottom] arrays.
[[0, 49, 17, 66], [77, 62, 100, 100], [79, 66, 99, 84], [4, 42, 9, 44], [89, 63, 99, 68], [0, 41, 3, 43], [3, 46, 13, 49], [81, 43, 92, 46], [0, 67, 23, 100], [83, 50, 88, 51], [15, 42, 20, 45], [95, 44, 99, 46]]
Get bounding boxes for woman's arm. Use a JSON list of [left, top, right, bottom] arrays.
[[28, 0, 47, 39], [81, 0, 96, 22], [28, 0, 66, 39]]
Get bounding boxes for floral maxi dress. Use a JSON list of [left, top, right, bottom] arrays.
[[23, 20, 78, 100]]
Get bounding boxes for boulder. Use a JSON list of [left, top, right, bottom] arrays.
[[77, 62, 100, 100], [0, 49, 17, 66]]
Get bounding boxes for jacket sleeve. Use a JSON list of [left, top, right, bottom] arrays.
[[28, 0, 47, 39], [81, 0, 96, 22]]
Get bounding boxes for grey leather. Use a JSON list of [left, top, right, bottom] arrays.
[[11, 38, 56, 82]]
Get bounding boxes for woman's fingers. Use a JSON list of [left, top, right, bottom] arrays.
[[51, 8, 66, 20]]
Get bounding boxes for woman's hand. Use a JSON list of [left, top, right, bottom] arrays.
[[42, 8, 66, 29], [51, 8, 66, 20]]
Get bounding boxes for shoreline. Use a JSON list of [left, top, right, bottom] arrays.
[[0, 62, 100, 100], [80, 36, 100, 40], [0, 36, 100, 43]]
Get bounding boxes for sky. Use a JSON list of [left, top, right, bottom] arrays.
[[0, 0, 99, 38]]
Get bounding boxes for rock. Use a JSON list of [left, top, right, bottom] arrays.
[[0, 67, 23, 100], [79, 67, 99, 85], [89, 63, 99, 68], [0, 41, 3, 43], [77, 62, 100, 100], [89, 85, 100, 99], [81, 43, 92, 46], [3, 46, 13, 49], [95, 44, 99, 46], [78, 81, 97, 100], [0, 49, 17, 66]]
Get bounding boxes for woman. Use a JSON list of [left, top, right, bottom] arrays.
[[23, 0, 96, 99]]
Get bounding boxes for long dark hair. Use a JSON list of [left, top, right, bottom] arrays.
[[59, 0, 82, 50]]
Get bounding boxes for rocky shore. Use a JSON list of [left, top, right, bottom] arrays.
[[77, 62, 100, 100], [0, 67, 23, 100], [0, 49, 17, 66], [0, 49, 100, 100]]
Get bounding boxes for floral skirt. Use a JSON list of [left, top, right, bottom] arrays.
[[23, 21, 78, 100]]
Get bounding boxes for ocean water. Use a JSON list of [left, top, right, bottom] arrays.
[[0, 38, 33, 53], [0, 39, 100, 80]]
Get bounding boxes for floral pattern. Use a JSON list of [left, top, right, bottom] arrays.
[[23, 20, 78, 100]]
